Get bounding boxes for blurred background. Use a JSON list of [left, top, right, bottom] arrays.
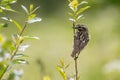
[[1, 0, 120, 80]]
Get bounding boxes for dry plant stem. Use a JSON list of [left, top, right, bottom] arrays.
[[0, 21, 28, 80], [73, 21, 75, 34], [72, 21, 78, 80], [74, 56, 78, 80], [19, 21, 28, 36]]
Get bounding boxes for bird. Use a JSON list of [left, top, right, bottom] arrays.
[[71, 24, 89, 59]]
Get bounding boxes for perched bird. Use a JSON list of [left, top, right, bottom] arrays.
[[71, 24, 89, 59]]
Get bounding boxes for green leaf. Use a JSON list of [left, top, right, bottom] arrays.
[[0, 23, 8, 27], [76, 14, 83, 20], [76, 6, 90, 15], [78, 1, 88, 6], [68, 0, 71, 2], [69, 18, 76, 22], [0, 63, 6, 76], [30, 4, 33, 12], [14, 53, 28, 58], [10, 45, 16, 52], [9, 0, 17, 4], [13, 59, 29, 64], [1, 17, 22, 31], [4, 5, 11, 9], [12, 20, 22, 31], [60, 59, 65, 67], [68, 12, 73, 17], [1, 17, 12, 22], [0, 6, 6, 10], [23, 36, 40, 40], [0, 5, 16, 12], [21, 5, 29, 15], [1, 0, 17, 5], [0, 9, 3, 12], [5, 8, 16, 12], [56, 66, 67, 80], [28, 14, 36, 20], [65, 63, 71, 69], [28, 17, 42, 24], [30, 6, 40, 15]]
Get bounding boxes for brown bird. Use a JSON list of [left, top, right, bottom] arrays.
[[71, 24, 89, 59]]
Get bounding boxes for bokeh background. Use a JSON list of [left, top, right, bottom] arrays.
[[1, 0, 120, 80]]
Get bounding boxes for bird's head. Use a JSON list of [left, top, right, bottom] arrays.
[[73, 24, 88, 32]]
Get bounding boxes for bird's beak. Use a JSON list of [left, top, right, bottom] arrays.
[[72, 26, 79, 29]]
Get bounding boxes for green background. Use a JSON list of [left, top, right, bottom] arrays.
[[1, 0, 120, 80]]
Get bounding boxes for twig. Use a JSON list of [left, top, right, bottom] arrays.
[[73, 21, 75, 34], [0, 21, 28, 80], [19, 21, 28, 36], [72, 21, 78, 80], [74, 55, 78, 80]]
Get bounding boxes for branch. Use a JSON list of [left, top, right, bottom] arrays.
[[0, 21, 28, 80], [74, 55, 78, 80]]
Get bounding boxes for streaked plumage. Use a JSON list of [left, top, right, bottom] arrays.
[[71, 24, 89, 59]]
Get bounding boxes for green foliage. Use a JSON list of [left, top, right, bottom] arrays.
[[57, 60, 67, 80], [1, 17, 22, 31], [0, 1, 41, 80], [68, 0, 90, 25], [56, 66, 67, 80], [21, 4, 42, 24], [0, 0, 17, 12], [57, 59, 71, 80], [0, 23, 8, 28], [57, 59, 82, 80], [7, 69, 23, 80], [23, 36, 40, 40], [13, 59, 29, 64], [14, 53, 28, 58], [0, 63, 6, 76], [1, 0, 17, 5]]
